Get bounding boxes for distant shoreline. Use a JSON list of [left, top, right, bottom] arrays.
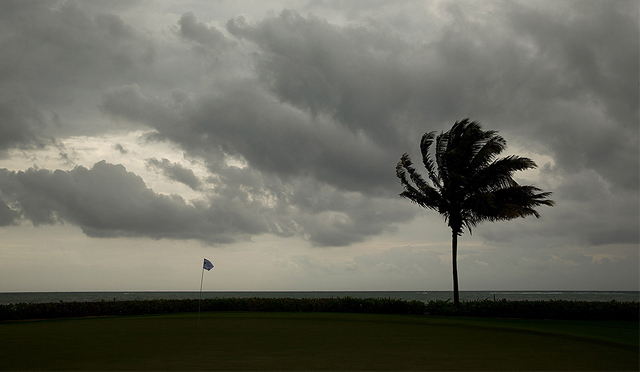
[[1, 290, 637, 306]]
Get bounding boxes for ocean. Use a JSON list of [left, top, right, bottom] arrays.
[[0, 291, 637, 305]]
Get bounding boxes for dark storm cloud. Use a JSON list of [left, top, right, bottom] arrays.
[[507, 1, 638, 128], [100, 84, 176, 126], [223, 5, 635, 247], [224, 4, 638, 192], [496, 1, 639, 192], [226, 10, 412, 147], [102, 80, 396, 195], [0, 1, 155, 95], [0, 1, 155, 136], [0, 159, 414, 246], [0, 84, 48, 154], [146, 158, 202, 191], [285, 178, 416, 246], [100, 79, 417, 246], [0, 161, 270, 243], [95, 5, 639, 247], [177, 12, 235, 53], [0, 1, 637, 250]]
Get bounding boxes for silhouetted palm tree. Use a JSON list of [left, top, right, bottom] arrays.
[[396, 119, 554, 306]]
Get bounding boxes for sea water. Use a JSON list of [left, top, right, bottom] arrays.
[[0, 291, 637, 305]]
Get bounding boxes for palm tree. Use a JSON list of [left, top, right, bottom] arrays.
[[396, 119, 554, 306]]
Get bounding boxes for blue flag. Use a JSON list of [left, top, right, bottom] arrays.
[[203, 258, 214, 271]]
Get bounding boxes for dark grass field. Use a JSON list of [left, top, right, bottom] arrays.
[[1, 312, 638, 370]]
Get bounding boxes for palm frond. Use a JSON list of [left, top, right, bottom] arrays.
[[396, 154, 442, 211], [419, 131, 441, 190], [471, 155, 537, 193], [435, 130, 451, 185], [464, 185, 554, 225], [469, 135, 507, 171]]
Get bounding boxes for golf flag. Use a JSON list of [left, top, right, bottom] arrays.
[[203, 258, 214, 271]]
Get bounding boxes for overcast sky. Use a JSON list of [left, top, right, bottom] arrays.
[[0, 0, 637, 292]]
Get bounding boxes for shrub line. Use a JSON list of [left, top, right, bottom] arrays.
[[1, 297, 637, 321]]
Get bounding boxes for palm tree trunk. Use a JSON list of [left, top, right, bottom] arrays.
[[451, 231, 460, 306]]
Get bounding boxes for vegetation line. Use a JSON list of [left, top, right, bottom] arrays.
[[1, 297, 637, 321]]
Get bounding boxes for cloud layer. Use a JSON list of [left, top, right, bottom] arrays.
[[0, 1, 636, 290]]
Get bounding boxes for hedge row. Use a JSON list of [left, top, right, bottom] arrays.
[[0, 297, 637, 321], [424, 298, 639, 320]]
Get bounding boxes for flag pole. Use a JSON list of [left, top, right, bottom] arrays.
[[198, 260, 204, 326], [198, 258, 213, 326]]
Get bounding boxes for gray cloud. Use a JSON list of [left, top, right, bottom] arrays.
[[177, 11, 235, 53], [0, 2, 637, 253], [0, 84, 48, 154], [0, 1, 156, 137], [100, 84, 175, 127], [479, 170, 639, 250], [506, 1, 638, 128], [226, 10, 412, 147], [146, 158, 202, 191], [113, 143, 128, 155], [226, 5, 638, 193], [0, 161, 269, 244], [0, 198, 19, 226], [94, 5, 639, 248], [100, 79, 416, 246], [288, 180, 416, 246], [0, 160, 414, 247]]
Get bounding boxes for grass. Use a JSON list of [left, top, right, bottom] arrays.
[[1, 312, 638, 371]]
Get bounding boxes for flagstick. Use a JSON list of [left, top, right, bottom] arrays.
[[198, 263, 204, 326]]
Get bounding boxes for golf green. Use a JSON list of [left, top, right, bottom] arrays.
[[1, 312, 638, 370]]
